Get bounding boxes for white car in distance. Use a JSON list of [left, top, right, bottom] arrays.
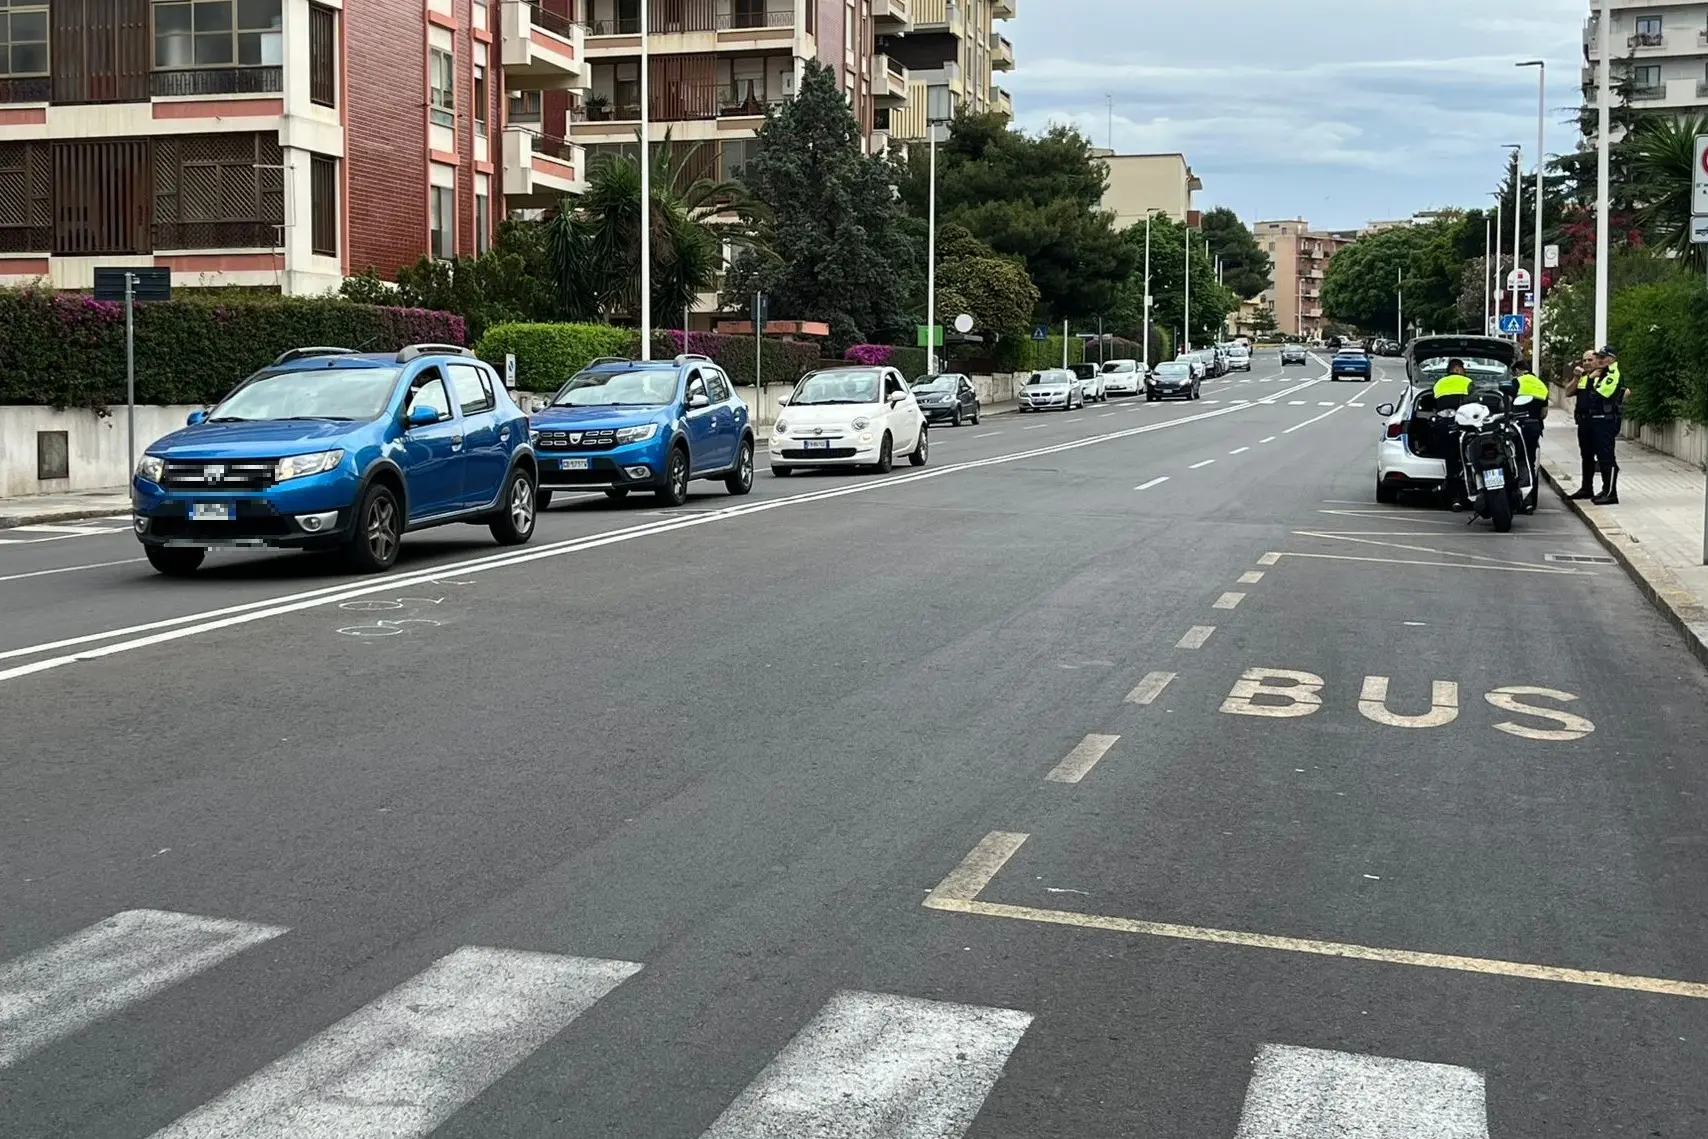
[[770, 366, 929, 477], [1099, 358, 1146, 396], [1068, 362, 1107, 402]]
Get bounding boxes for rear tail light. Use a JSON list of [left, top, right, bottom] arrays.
[[1386, 422, 1403, 438], [1480, 443, 1500, 460]]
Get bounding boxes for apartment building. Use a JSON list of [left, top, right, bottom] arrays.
[[1252, 218, 1354, 339], [1581, 1, 1708, 135], [1097, 152, 1201, 228], [880, 0, 1014, 146], [0, 0, 586, 294]]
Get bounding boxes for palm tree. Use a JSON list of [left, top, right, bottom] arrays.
[[1630, 113, 1708, 268], [543, 132, 768, 327]]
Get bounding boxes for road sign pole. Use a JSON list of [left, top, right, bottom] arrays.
[[125, 271, 136, 481]]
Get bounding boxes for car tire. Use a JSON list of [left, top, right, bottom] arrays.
[[604, 487, 629, 500], [342, 481, 402, 574], [951, 409, 962, 427], [535, 488, 554, 512], [489, 467, 538, 546], [771, 465, 792, 477], [145, 545, 205, 577], [724, 438, 755, 496], [874, 433, 894, 473], [972, 406, 981, 425], [908, 424, 929, 467], [657, 446, 691, 506], [1375, 478, 1399, 505]]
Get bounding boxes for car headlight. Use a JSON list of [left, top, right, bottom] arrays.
[[851, 417, 871, 431], [135, 454, 164, 482], [273, 449, 345, 482], [614, 423, 659, 444], [774, 420, 788, 434], [528, 427, 541, 443]]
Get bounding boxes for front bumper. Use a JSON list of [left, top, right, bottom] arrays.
[[1147, 383, 1192, 398], [535, 439, 668, 490], [131, 469, 358, 549], [769, 435, 884, 466], [1103, 379, 1141, 395], [920, 403, 964, 422], [1020, 392, 1073, 410]]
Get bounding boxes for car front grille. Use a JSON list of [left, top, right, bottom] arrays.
[[778, 447, 858, 459], [161, 460, 275, 489], [536, 429, 620, 451]]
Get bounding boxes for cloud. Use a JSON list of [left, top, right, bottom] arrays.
[[1001, 0, 1585, 229]]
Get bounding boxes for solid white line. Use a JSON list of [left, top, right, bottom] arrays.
[[1239, 571, 1265, 584], [0, 379, 1328, 683], [1176, 625, 1215, 649], [699, 991, 1032, 1139], [1284, 405, 1344, 433], [150, 947, 642, 1139], [1099, 411, 1116, 417], [1188, 459, 1215, 470], [1045, 733, 1121, 783], [1259, 436, 1277, 444], [1, 909, 286, 1069], [1235, 1044, 1488, 1138], [8, 523, 114, 535], [1213, 591, 1246, 610], [1134, 477, 1170, 491], [0, 557, 146, 584], [1350, 402, 1366, 408], [1125, 671, 1176, 706], [1229, 447, 1250, 455]]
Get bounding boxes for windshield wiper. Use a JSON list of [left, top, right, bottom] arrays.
[[278, 415, 353, 421], [207, 416, 250, 422]]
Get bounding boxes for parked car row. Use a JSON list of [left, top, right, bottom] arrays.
[[1019, 356, 1160, 411]]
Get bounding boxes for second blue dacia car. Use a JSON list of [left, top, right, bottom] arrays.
[[131, 344, 539, 576]]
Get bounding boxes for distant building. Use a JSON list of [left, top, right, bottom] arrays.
[[1094, 152, 1201, 229], [882, 0, 1016, 149], [1580, 0, 1708, 142], [1252, 219, 1356, 339]]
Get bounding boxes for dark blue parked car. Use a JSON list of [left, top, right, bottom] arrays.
[[1330, 349, 1373, 381], [529, 354, 755, 508], [132, 344, 539, 576]]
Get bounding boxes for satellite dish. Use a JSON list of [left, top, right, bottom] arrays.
[[953, 313, 974, 334]]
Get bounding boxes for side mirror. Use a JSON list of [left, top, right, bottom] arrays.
[[888, 391, 908, 405], [406, 405, 443, 428], [777, 396, 789, 406], [686, 392, 711, 410], [1375, 403, 1395, 417], [186, 409, 208, 426]]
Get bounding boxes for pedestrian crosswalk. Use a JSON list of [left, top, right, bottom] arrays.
[[1, 908, 1496, 1137]]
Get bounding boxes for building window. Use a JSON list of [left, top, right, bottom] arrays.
[[509, 89, 541, 123], [0, 2, 49, 78], [473, 62, 487, 136], [475, 190, 489, 254], [430, 185, 453, 259], [310, 153, 337, 256], [1634, 14, 1662, 43], [308, 4, 335, 106], [153, 0, 284, 68], [429, 47, 454, 127], [1633, 63, 1662, 91]]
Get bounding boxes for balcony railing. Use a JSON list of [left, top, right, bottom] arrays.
[[1628, 32, 1663, 49], [529, 131, 578, 162], [0, 76, 50, 104], [885, 54, 906, 78], [151, 66, 284, 97], [717, 7, 793, 29], [576, 85, 786, 124], [1630, 83, 1665, 100], [718, 84, 787, 116], [528, 1, 584, 38], [589, 5, 792, 34], [1697, 79, 1708, 98]]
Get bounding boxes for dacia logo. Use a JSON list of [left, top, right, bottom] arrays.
[[203, 464, 226, 483], [569, 432, 583, 444]]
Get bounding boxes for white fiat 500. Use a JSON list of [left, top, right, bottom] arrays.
[[770, 366, 929, 476]]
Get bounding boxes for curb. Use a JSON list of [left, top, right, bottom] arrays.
[[0, 504, 130, 531], [1541, 460, 1708, 670]]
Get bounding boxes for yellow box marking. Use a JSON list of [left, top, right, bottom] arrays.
[[924, 832, 1708, 1001]]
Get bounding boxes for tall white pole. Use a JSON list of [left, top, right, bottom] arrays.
[[639, 2, 652, 360], [1595, 0, 1612, 347], [1142, 213, 1153, 366], [1396, 267, 1403, 343], [1483, 217, 1491, 332], [1521, 60, 1546, 375], [1183, 223, 1192, 352], [1061, 320, 1068, 369], [1493, 199, 1503, 332], [1510, 147, 1523, 321], [927, 124, 938, 375]]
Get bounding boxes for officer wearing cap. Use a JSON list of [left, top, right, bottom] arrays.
[[1565, 350, 1601, 499], [1510, 357, 1549, 513], [1578, 347, 1623, 505]]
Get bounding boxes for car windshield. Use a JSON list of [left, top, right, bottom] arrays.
[[207, 366, 401, 422], [1156, 363, 1189, 375], [1228, 347, 1249, 356], [1025, 373, 1059, 386], [1069, 365, 1097, 378], [1337, 351, 1366, 358], [1101, 361, 1136, 373], [551, 368, 679, 407], [792, 369, 881, 405], [912, 376, 956, 392]]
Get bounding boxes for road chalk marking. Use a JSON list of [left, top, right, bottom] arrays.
[[1176, 625, 1215, 649], [1045, 734, 1121, 784], [1134, 476, 1170, 491], [1236, 1045, 1488, 1139], [149, 947, 642, 1139], [700, 991, 1031, 1139], [1239, 571, 1265, 584], [1222, 668, 1324, 718], [1359, 676, 1460, 729], [1, 910, 286, 1069], [1125, 671, 1176, 705], [923, 833, 1708, 1001], [1189, 459, 1216, 470], [1213, 591, 1245, 610]]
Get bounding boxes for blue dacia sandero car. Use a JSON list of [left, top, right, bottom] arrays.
[[529, 353, 754, 508], [132, 344, 538, 576]]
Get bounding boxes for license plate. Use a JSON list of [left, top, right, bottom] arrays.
[[804, 439, 831, 450], [1482, 468, 1506, 490], [558, 458, 589, 470], [189, 502, 232, 522]]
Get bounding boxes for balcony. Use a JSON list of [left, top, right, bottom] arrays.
[[990, 31, 1014, 71], [991, 0, 1015, 17], [150, 66, 284, 97], [586, 3, 797, 53], [503, 125, 584, 206], [910, 0, 964, 36], [0, 76, 50, 104], [1627, 31, 1665, 50], [1631, 83, 1666, 101], [571, 83, 788, 138], [874, 0, 910, 35], [875, 55, 909, 108], [991, 85, 1011, 116], [502, 1, 586, 90]]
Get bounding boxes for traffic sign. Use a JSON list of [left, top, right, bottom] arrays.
[[1506, 268, 1531, 292], [1692, 216, 1708, 244], [953, 313, 974, 334], [1544, 244, 1560, 268], [1498, 313, 1529, 335], [1031, 325, 1049, 341], [1694, 135, 1708, 215]]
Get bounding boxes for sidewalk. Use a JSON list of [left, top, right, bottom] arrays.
[[1539, 431, 1708, 667]]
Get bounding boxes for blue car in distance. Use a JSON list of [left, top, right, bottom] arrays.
[[1331, 348, 1373, 381], [132, 344, 539, 576], [530, 353, 755, 508]]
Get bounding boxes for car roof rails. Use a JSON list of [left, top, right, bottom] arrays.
[[396, 343, 475, 364], [272, 346, 355, 366], [586, 356, 633, 367], [674, 353, 714, 364]]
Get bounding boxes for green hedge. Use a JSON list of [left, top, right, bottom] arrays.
[[1609, 278, 1708, 426], [0, 289, 466, 410], [474, 322, 635, 394]]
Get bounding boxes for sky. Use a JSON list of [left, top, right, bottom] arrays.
[[1003, 0, 1588, 231]]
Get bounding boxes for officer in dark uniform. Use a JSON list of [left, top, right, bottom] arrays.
[[1510, 357, 1549, 513], [1582, 348, 1624, 505], [1431, 359, 1473, 507], [1566, 349, 1601, 499]]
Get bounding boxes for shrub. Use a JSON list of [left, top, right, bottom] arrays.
[[657, 329, 820, 387], [843, 344, 894, 366], [0, 289, 464, 410], [474, 322, 634, 394], [1609, 278, 1708, 425]]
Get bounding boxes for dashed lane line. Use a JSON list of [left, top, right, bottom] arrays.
[[1044, 734, 1122, 784], [1176, 625, 1216, 649], [0, 558, 147, 584], [1239, 571, 1265, 584], [1213, 591, 1246, 610], [1134, 476, 1170, 491], [1188, 460, 1216, 470], [1229, 447, 1250, 455], [1125, 671, 1176, 705]]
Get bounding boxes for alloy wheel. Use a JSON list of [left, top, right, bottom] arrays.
[[509, 475, 535, 535], [367, 496, 398, 563]]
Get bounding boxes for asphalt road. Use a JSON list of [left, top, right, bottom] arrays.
[[4, 350, 1707, 1138]]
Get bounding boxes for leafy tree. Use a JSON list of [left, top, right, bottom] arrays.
[[931, 226, 1039, 368], [1323, 220, 1474, 335], [1247, 304, 1278, 335], [1104, 215, 1235, 348], [721, 60, 918, 349], [1200, 206, 1272, 299], [897, 113, 1137, 322], [1630, 113, 1708, 268], [341, 220, 559, 340]]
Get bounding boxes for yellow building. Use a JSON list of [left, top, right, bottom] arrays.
[[1097, 152, 1202, 228], [883, 0, 1016, 146]]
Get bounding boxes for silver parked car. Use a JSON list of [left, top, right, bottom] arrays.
[[1019, 368, 1085, 411]]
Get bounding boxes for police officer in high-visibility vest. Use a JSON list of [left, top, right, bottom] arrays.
[[1432, 359, 1474, 507], [1581, 347, 1624, 505], [1510, 357, 1549, 513], [1566, 349, 1602, 500]]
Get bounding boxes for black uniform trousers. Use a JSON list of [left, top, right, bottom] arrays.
[[1589, 414, 1620, 493], [1518, 419, 1543, 509], [1575, 420, 1598, 487]]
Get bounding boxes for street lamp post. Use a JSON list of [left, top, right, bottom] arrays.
[[1183, 220, 1192, 352], [1493, 198, 1503, 334], [924, 90, 954, 376], [1483, 216, 1492, 333], [1504, 143, 1523, 325], [1519, 60, 1546, 375], [1396, 267, 1403, 344], [639, 2, 651, 360], [1141, 209, 1159, 367], [1595, 0, 1611, 347]]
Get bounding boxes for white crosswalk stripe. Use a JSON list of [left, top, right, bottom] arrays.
[[0, 909, 286, 1069], [1235, 1044, 1489, 1138], [148, 947, 643, 1139], [700, 990, 1032, 1139]]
